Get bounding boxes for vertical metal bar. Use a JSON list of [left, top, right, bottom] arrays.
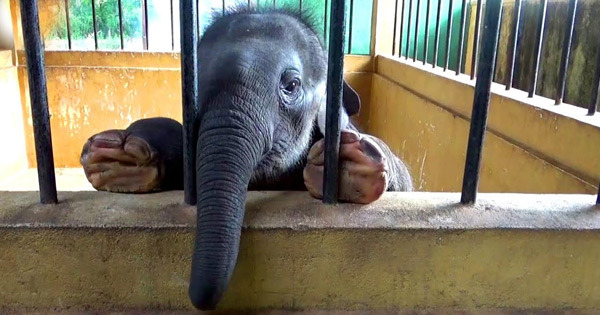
[[555, 0, 578, 105], [324, 0, 329, 42], [91, 0, 98, 49], [456, 0, 468, 75], [492, 5, 503, 82], [588, 35, 600, 116], [323, 0, 347, 204], [505, 0, 522, 90], [180, 0, 199, 205], [443, 0, 453, 71], [118, 0, 124, 50], [469, 0, 483, 79], [348, 0, 354, 54], [399, 0, 406, 57], [528, 0, 548, 98], [405, 0, 412, 59], [432, 0, 442, 67], [413, 0, 420, 62], [170, 0, 175, 50], [460, 0, 502, 204], [423, 0, 430, 65], [19, 0, 58, 204], [142, 0, 149, 50], [223, 0, 226, 14], [273, 0, 276, 7], [300, 0, 303, 11], [392, 0, 399, 55], [65, 0, 72, 49]]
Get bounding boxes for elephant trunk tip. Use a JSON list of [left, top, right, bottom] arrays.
[[188, 282, 222, 310]]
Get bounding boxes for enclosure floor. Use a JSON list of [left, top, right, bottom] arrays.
[[0, 168, 94, 191]]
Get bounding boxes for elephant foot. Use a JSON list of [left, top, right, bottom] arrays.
[[303, 129, 388, 204], [80, 129, 162, 193]]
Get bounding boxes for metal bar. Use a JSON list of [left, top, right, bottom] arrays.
[[323, 0, 347, 204], [273, 0, 276, 7], [118, 0, 124, 49], [142, 0, 149, 50], [456, 0, 468, 75], [324, 0, 329, 42], [300, 0, 303, 11], [19, 0, 58, 204], [223, 0, 226, 14], [413, 0, 420, 62], [555, 0, 578, 105], [460, 0, 502, 204], [65, 0, 72, 49], [505, 0, 522, 90], [405, 0, 412, 60], [492, 4, 503, 82], [91, 0, 98, 49], [423, 0, 430, 65], [443, 0, 453, 71], [399, 0, 406, 57], [469, 0, 483, 79], [180, 0, 199, 205], [432, 0, 442, 67], [348, 0, 354, 54], [528, 0, 548, 98], [588, 35, 600, 116], [392, 0, 399, 55], [170, 0, 175, 50]]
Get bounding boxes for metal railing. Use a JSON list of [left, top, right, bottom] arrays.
[[18, 0, 600, 205], [56, 0, 369, 54]]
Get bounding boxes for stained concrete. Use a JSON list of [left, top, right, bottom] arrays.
[[1, 190, 600, 312]]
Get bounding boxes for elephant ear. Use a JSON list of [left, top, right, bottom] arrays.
[[342, 80, 361, 116]]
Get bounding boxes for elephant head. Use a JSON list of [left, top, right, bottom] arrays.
[[189, 6, 361, 309]]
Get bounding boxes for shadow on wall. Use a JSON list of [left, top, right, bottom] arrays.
[[0, 0, 14, 50]]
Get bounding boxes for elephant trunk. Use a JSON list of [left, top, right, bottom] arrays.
[[188, 108, 266, 310]]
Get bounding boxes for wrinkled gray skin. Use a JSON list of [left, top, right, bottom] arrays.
[[80, 5, 413, 310], [187, 6, 411, 309]]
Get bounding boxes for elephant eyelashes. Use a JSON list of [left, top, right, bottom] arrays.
[[280, 70, 302, 101]]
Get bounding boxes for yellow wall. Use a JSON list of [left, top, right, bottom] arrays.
[[365, 56, 598, 193], [0, 50, 27, 181], [15, 52, 373, 168]]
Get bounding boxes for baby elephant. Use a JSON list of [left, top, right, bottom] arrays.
[[80, 5, 412, 310]]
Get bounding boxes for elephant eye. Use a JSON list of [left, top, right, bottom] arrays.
[[283, 78, 301, 95]]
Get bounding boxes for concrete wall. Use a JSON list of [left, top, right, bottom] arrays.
[[0, 50, 27, 182]]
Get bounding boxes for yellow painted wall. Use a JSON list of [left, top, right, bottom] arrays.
[[0, 50, 27, 181], [15, 52, 373, 168], [365, 56, 598, 193]]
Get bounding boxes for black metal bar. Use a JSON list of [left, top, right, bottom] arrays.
[[555, 0, 578, 105], [413, 0, 420, 62], [405, 0, 412, 60], [324, 0, 329, 42], [323, 0, 347, 204], [170, 0, 175, 50], [505, 0, 522, 90], [588, 35, 600, 116], [142, 0, 149, 50], [492, 4, 503, 82], [299, 0, 303, 11], [118, 0, 124, 49], [223, 0, 226, 14], [392, 0, 399, 55], [273, 0, 276, 7], [423, 0, 430, 65], [91, 0, 98, 49], [432, 0, 442, 67], [65, 0, 72, 49], [456, 0, 468, 75], [443, 0, 453, 71], [469, 0, 483, 79], [399, 0, 406, 57], [348, 0, 354, 54], [180, 0, 199, 205], [460, 0, 502, 204], [19, 0, 58, 204], [528, 0, 548, 98]]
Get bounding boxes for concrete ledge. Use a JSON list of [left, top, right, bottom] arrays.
[[1, 191, 600, 311]]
